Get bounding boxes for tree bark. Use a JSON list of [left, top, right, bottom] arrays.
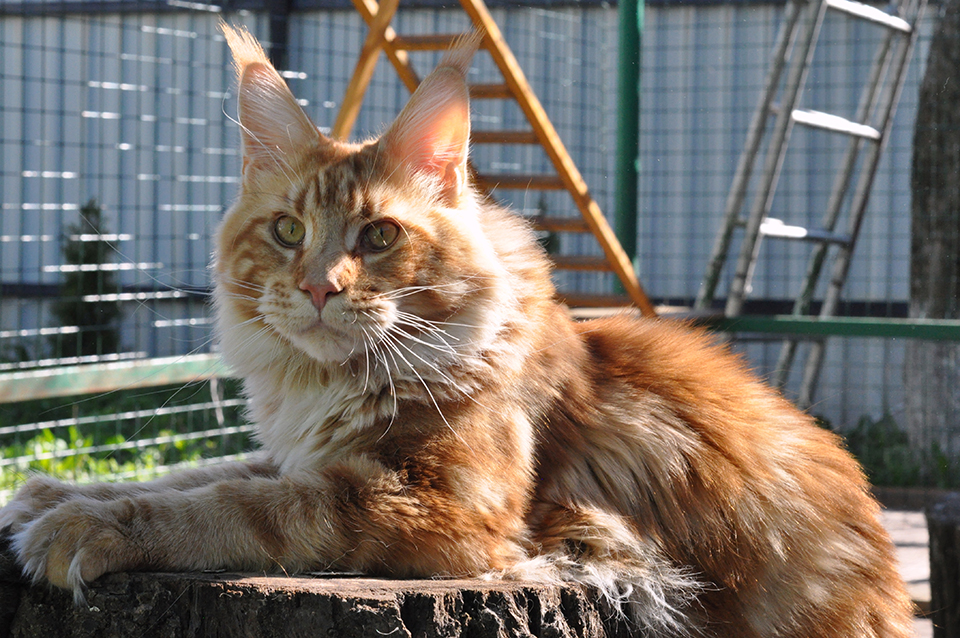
[[927, 495, 960, 637], [0, 569, 630, 638], [905, 0, 960, 463]]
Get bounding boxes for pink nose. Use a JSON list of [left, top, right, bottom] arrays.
[[299, 279, 341, 314]]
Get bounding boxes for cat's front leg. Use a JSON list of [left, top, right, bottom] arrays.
[[13, 454, 520, 602], [0, 459, 277, 537], [12, 468, 343, 599]]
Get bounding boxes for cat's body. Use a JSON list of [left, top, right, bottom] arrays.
[[0, 25, 913, 637]]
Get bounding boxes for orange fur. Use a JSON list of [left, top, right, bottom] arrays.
[[0, 24, 912, 637]]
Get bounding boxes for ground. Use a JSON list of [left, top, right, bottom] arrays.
[[882, 509, 932, 638]]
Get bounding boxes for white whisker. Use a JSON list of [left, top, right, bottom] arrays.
[[358, 323, 375, 395], [391, 313, 466, 347], [375, 331, 400, 422], [388, 323, 460, 357], [393, 310, 481, 332], [374, 277, 493, 302], [379, 328, 457, 388], [377, 329, 471, 450], [220, 277, 268, 294]]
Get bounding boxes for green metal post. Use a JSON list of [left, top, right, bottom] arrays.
[[615, 0, 643, 280]]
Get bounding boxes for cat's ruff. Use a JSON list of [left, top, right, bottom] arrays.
[[0, 23, 914, 638]]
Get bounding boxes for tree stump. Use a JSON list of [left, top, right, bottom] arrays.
[[927, 494, 960, 637], [0, 569, 631, 638]]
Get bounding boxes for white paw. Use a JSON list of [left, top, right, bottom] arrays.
[[0, 475, 73, 535], [11, 499, 144, 601]]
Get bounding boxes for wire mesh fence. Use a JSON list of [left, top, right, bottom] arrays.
[[0, 0, 951, 491], [0, 378, 250, 490]]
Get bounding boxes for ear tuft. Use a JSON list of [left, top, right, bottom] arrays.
[[380, 33, 482, 206], [437, 31, 484, 76], [221, 21, 271, 81], [221, 23, 325, 176]]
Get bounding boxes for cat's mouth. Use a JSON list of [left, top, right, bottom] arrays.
[[284, 296, 390, 340], [286, 310, 345, 336], [256, 300, 343, 344]]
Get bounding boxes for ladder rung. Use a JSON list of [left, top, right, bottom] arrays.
[[550, 255, 613, 272], [471, 130, 538, 144], [825, 0, 913, 32], [475, 173, 565, 190], [759, 219, 852, 245], [560, 293, 634, 308], [468, 83, 513, 99], [527, 216, 590, 233], [791, 109, 881, 140], [392, 34, 465, 51]]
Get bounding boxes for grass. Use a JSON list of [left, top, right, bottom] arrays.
[[0, 426, 206, 489], [0, 380, 252, 499]]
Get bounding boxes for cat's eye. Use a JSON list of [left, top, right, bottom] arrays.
[[360, 220, 401, 252], [273, 215, 305, 247]]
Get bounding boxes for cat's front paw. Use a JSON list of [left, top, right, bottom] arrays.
[[0, 475, 74, 536], [12, 498, 145, 599]]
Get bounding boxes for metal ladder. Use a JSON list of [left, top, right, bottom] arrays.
[[695, 0, 926, 406], [331, 0, 657, 317]]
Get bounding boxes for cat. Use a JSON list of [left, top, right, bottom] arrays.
[[0, 23, 913, 637]]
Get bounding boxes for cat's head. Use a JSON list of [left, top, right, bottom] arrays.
[[214, 25, 537, 388]]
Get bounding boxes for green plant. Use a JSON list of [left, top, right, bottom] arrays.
[[0, 425, 222, 501], [0, 380, 252, 502], [50, 198, 123, 359], [824, 413, 960, 488]]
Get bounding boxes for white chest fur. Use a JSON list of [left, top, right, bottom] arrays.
[[245, 370, 388, 473]]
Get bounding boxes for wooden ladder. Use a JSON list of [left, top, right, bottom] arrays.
[[332, 0, 656, 317]]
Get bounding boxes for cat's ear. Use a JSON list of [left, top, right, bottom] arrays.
[[380, 34, 482, 206], [221, 23, 325, 177]]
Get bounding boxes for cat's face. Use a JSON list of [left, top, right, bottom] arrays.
[[214, 27, 507, 377]]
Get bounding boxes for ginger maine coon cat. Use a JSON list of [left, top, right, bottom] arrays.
[[0, 24, 913, 637]]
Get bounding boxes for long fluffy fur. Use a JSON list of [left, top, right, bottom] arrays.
[[0, 24, 913, 637]]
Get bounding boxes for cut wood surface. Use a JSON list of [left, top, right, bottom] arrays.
[[0, 551, 631, 638]]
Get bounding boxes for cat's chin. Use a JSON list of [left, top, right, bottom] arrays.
[[281, 324, 361, 366]]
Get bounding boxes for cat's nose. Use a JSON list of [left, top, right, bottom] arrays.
[[299, 279, 341, 314]]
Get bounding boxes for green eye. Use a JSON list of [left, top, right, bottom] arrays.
[[361, 220, 401, 252], [273, 215, 305, 247]]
